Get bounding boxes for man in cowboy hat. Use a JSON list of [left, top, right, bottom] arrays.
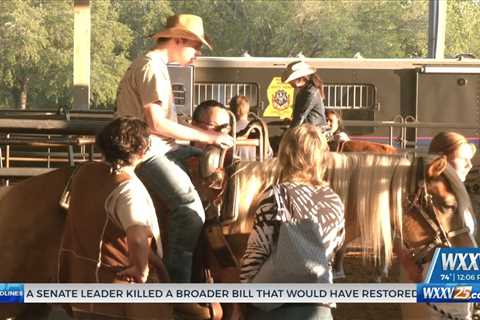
[[116, 14, 233, 284]]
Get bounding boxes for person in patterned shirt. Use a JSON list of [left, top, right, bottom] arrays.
[[240, 124, 345, 320]]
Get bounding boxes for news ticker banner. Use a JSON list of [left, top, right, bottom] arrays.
[[1, 248, 479, 304], [0, 283, 417, 304]]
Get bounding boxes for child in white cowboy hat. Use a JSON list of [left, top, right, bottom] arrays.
[[282, 60, 327, 129], [116, 14, 234, 284]]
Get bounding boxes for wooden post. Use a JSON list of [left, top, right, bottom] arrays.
[[73, 0, 91, 110]]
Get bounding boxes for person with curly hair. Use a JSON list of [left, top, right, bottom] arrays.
[[59, 116, 172, 319]]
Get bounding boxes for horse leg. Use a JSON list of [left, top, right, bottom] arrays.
[[373, 265, 389, 283]]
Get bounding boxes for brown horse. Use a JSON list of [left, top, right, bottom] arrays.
[[334, 139, 397, 154], [0, 152, 223, 320]]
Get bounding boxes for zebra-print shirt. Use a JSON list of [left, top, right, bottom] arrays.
[[240, 182, 345, 283]]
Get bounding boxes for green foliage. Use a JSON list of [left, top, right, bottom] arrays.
[[0, 0, 478, 110], [90, 0, 133, 109], [445, 0, 480, 58], [115, 0, 172, 60], [0, 0, 52, 108]]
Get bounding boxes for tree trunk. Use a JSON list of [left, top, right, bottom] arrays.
[[18, 77, 29, 110]]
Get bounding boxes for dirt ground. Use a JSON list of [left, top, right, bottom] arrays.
[[333, 248, 402, 320]]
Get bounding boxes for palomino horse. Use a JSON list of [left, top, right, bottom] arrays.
[[214, 152, 476, 319]]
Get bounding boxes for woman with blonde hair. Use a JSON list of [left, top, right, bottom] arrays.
[[240, 124, 345, 320]]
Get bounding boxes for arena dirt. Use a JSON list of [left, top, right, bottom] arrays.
[[333, 247, 402, 320]]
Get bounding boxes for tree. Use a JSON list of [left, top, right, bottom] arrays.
[[1, 0, 479, 110], [445, 0, 480, 58], [0, 0, 73, 110], [90, 0, 133, 109], [295, 0, 428, 58], [0, 1, 49, 109], [115, 0, 172, 60]]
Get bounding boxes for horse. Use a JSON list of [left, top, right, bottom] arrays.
[[212, 152, 477, 319], [0, 151, 224, 320], [0, 151, 476, 319], [332, 139, 398, 154]]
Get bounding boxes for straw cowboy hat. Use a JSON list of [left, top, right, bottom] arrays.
[[282, 60, 316, 83], [149, 14, 212, 50]]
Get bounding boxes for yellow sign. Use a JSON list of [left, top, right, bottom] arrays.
[[262, 77, 294, 118]]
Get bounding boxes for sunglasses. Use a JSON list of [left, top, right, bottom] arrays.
[[198, 121, 231, 133]]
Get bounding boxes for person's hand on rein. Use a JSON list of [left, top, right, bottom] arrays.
[[209, 131, 234, 149]]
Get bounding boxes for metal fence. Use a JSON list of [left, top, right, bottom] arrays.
[[324, 84, 377, 110], [194, 82, 259, 108]]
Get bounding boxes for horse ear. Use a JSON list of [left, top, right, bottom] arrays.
[[427, 156, 448, 178]]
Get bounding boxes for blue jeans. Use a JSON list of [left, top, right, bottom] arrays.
[[136, 146, 205, 283]]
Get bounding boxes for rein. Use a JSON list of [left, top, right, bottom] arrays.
[[404, 157, 451, 266], [404, 157, 471, 267], [401, 157, 472, 320]]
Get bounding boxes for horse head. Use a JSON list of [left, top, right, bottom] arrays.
[[402, 155, 477, 267]]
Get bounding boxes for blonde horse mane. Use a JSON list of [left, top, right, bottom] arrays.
[[327, 153, 410, 268], [226, 153, 412, 268], [222, 152, 474, 269]]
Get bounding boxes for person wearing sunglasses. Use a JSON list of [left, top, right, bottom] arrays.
[[191, 100, 231, 150]]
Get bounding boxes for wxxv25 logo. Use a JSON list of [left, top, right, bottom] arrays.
[[418, 248, 480, 303], [419, 285, 475, 302]]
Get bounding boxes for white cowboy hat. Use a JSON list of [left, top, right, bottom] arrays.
[[149, 14, 213, 50], [281, 60, 316, 83]]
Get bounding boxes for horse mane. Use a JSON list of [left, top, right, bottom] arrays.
[[226, 153, 409, 268], [223, 159, 280, 234], [327, 153, 408, 268], [223, 152, 474, 269]]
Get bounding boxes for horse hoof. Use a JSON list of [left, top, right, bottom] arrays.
[[333, 271, 346, 279]]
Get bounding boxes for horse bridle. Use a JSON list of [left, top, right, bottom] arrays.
[[404, 157, 471, 267]]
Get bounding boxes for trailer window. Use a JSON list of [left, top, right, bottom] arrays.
[[194, 83, 259, 108], [324, 84, 377, 110], [172, 83, 186, 107]]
